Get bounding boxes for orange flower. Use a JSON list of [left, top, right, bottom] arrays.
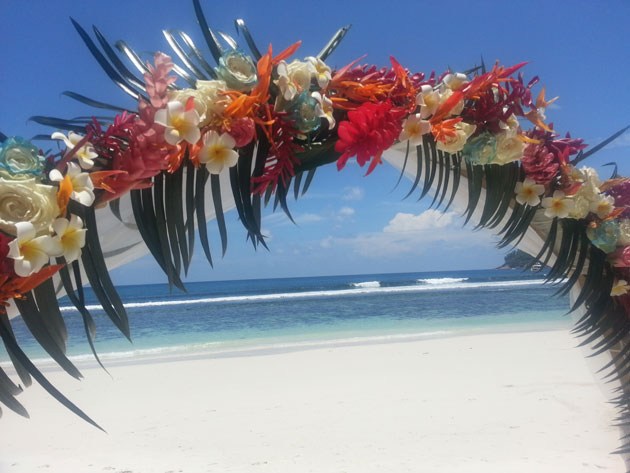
[[0, 264, 63, 307], [431, 118, 464, 143]]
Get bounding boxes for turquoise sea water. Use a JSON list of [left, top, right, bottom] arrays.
[[3, 269, 570, 365]]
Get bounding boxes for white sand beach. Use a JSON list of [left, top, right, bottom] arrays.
[[0, 329, 626, 472]]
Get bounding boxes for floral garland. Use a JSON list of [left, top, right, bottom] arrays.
[[2, 49, 628, 307], [0, 4, 628, 436]]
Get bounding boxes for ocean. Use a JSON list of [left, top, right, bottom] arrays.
[[3, 269, 571, 366]]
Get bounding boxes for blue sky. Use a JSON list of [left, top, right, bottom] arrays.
[[1, 1, 629, 284]]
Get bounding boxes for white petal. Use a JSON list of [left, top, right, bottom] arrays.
[[154, 108, 168, 127], [33, 235, 63, 257], [205, 160, 224, 175], [218, 133, 236, 149], [167, 101, 185, 117], [15, 222, 36, 241], [182, 125, 201, 145], [224, 149, 239, 168], [14, 259, 34, 277], [49, 169, 64, 182], [164, 128, 182, 145], [52, 218, 69, 236]]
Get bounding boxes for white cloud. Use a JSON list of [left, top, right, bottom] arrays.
[[383, 209, 453, 233], [296, 213, 324, 224], [338, 206, 355, 217], [342, 186, 365, 201], [317, 209, 495, 258]]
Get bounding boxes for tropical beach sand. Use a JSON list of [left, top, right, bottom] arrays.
[[0, 329, 626, 472]]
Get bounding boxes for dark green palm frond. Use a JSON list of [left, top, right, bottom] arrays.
[[92, 26, 147, 93], [234, 19, 262, 60], [114, 40, 151, 75], [195, 166, 214, 267], [0, 365, 28, 418], [191, 0, 224, 63], [56, 261, 108, 372], [70, 18, 147, 102], [216, 31, 239, 50], [572, 125, 629, 166], [61, 92, 135, 114], [317, 25, 352, 61], [0, 315, 103, 431], [163, 30, 210, 81], [175, 30, 218, 78]]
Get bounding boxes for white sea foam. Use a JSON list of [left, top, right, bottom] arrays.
[[417, 277, 469, 285], [58, 279, 549, 312], [351, 281, 381, 288]]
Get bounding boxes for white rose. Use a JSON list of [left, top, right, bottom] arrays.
[[494, 132, 524, 164], [618, 219, 630, 246], [169, 80, 229, 128], [436, 122, 476, 154], [287, 60, 314, 93], [568, 194, 590, 219], [0, 178, 59, 235]]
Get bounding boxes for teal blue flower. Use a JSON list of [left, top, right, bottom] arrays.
[[0, 137, 46, 180], [462, 131, 497, 165], [288, 93, 321, 134], [586, 220, 619, 253], [215, 50, 258, 92]]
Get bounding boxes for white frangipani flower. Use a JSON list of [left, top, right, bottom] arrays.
[[198, 131, 239, 174], [416, 85, 441, 119], [542, 190, 575, 219], [442, 72, 468, 90], [52, 215, 87, 263], [311, 92, 335, 129], [515, 178, 545, 207], [154, 100, 201, 145], [589, 194, 615, 219], [7, 222, 62, 277], [51, 131, 98, 170], [49, 162, 95, 207], [399, 114, 430, 146], [306, 56, 332, 89]]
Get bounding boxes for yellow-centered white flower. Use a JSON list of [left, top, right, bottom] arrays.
[[51, 131, 98, 170], [306, 56, 332, 89], [49, 162, 95, 207], [399, 114, 430, 146], [611, 279, 630, 297], [542, 190, 575, 219], [154, 100, 201, 146], [7, 222, 62, 277], [198, 131, 239, 174], [52, 215, 87, 263], [442, 72, 468, 90], [416, 85, 441, 119], [589, 194, 615, 219], [312, 92, 335, 129], [515, 178, 545, 207]]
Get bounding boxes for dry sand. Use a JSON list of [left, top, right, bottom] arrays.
[[0, 329, 626, 472]]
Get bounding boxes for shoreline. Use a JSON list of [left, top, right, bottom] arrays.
[[1, 327, 624, 472], [3, 317, 571, 373]]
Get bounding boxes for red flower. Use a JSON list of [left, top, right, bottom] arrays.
[[335, 101, 405, 175], [223, 117, 256, 147], [521, 142, 559, 185], [610, 246, 630, 268]]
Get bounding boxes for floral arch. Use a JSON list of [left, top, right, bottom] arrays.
[[1, 0, 629, 458]]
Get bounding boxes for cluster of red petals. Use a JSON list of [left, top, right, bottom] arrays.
[[251, 110, 303, 196], [605, 181, 630, 218], [223, 117, 256, 147], [334, 101, 405, 174], [521, 128, 587, 185], [521, 142, 559, 185]]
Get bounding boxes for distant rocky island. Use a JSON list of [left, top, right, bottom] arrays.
[[497, 249, 539, 270]]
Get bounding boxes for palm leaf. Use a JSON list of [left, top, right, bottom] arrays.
[[317, 25, 352, 61], [234, 19, 262, 60], [192, 0, 224, 63]]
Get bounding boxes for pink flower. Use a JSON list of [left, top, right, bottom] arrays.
[[144, 52, 177, 109], [223, 117, 256, 147], [521, 142, 559, 185], [610, 246, 630, 268]]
